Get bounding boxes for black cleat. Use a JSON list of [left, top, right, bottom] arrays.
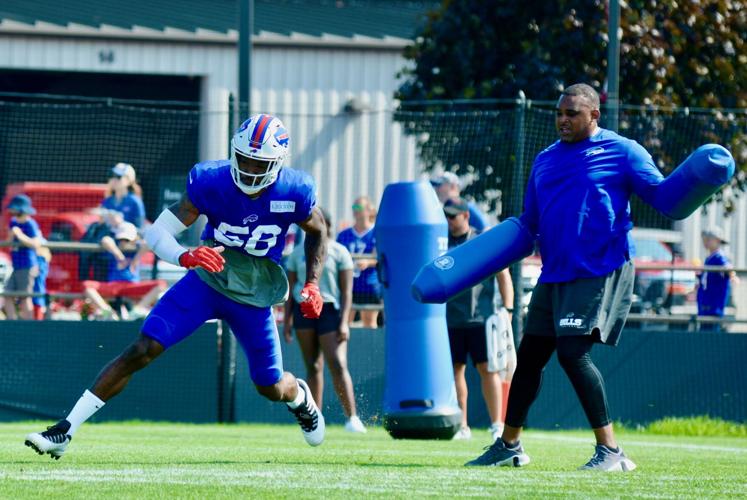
[[25, 420, 72, 459]]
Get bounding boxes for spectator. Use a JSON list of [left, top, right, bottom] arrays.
[[102, 163, 146, 229], [443, 198, 514, 441], [284, 209, 366, 433], [697, 226, 738, 332], [79, 208, 122, 282], [336, 196, 382, 328], [32, 245, 52, 320], [81, 222, 166, 320], [430, 172, 490, 232], [3, 194, 43, 320]]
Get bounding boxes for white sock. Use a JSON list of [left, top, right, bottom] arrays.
[[66, 390, 105, 435], [286, 382, 306, 409]]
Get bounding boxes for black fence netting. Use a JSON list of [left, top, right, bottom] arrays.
[[0, 95, 201, 223]]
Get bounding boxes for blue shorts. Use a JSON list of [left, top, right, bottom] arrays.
[[141, 271, 283, 386]]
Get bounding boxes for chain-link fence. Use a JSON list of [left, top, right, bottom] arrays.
[[1, 92, 745, 330]]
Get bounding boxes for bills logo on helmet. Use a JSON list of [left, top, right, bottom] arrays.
[[237, 119, 251, 132], [274, 128, 289, 147]]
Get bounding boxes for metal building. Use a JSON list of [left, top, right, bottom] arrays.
[[0, 0, 436, 225]]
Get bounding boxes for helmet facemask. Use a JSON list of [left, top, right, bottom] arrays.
[[230, 148, 284, 195]]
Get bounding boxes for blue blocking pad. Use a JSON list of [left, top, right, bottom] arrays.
[[653, 144, 735, 220], [411, 217, 534, 304]]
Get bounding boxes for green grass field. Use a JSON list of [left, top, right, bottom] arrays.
[[1, 421, 746, 499]]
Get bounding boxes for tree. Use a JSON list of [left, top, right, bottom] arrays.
[[395, 0, 747, 217]]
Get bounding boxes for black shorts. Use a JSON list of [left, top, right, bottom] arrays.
[[525, 260, 634, 346], [352, 291, 382, 305], [292, 302, 341, 335], [448, 324, 488, 366]]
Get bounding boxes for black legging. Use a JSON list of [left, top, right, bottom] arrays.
[[505, 334, 611, 429]]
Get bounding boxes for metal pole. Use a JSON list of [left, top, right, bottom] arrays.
[[228, 93, 235, 149], [510, 91, 528, 343], [238, 0, 253, 117], [606, 0, 621, 131]]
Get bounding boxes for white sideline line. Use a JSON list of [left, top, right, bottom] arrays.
[[529, 432, 747, 454]]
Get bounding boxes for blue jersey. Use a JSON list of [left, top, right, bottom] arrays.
[[9, 218, 40, 269], [697, 251, 730, 316], [337, 226, 380, 294], [520, 128, 664, 282], [102, 193, 146, 228], [187, 161, 316, 265]]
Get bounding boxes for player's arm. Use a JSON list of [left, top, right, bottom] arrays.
[[296, 206, 328, 318], [144, 192, 225, 273], [298, 206, 327, 285], [625, 143, 664, 207]]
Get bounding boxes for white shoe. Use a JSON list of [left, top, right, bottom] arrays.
[[287, 379, 325, 446], [453, 425, 472, 440], [25, 420, 72, 460], [344, 415, 367, 433], [488, 422, 504, 442]]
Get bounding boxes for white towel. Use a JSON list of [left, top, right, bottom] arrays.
[[485, 308, 517, 380]]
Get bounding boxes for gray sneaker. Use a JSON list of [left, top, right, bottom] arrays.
[[579, 444, 637, 471], [465, 438, 530, 467]]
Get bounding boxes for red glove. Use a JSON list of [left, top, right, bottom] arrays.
[[299, 282, 323, 319], [179, 246, 225, 273]]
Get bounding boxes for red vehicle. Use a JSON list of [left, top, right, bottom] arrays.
[[629, 228, 697, 313], [517, 228, 697, 315]]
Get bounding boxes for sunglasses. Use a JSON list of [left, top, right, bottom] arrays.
[[352, 204, 365, 212], [445, 213, 459, 219]]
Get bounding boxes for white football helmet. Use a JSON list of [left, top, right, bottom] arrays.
[[230, 113, 290, 195]]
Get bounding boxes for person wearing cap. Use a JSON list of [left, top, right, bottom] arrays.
[[3, 194, 43, 320], [697, 226, 737, 331], [102, 163, 146, 229], [81, 221, 166, 321], [431, 172, 490, 232], [443, 197, 514, 442]]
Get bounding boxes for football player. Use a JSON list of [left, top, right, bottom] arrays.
[[26, 114, 328, 459]]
